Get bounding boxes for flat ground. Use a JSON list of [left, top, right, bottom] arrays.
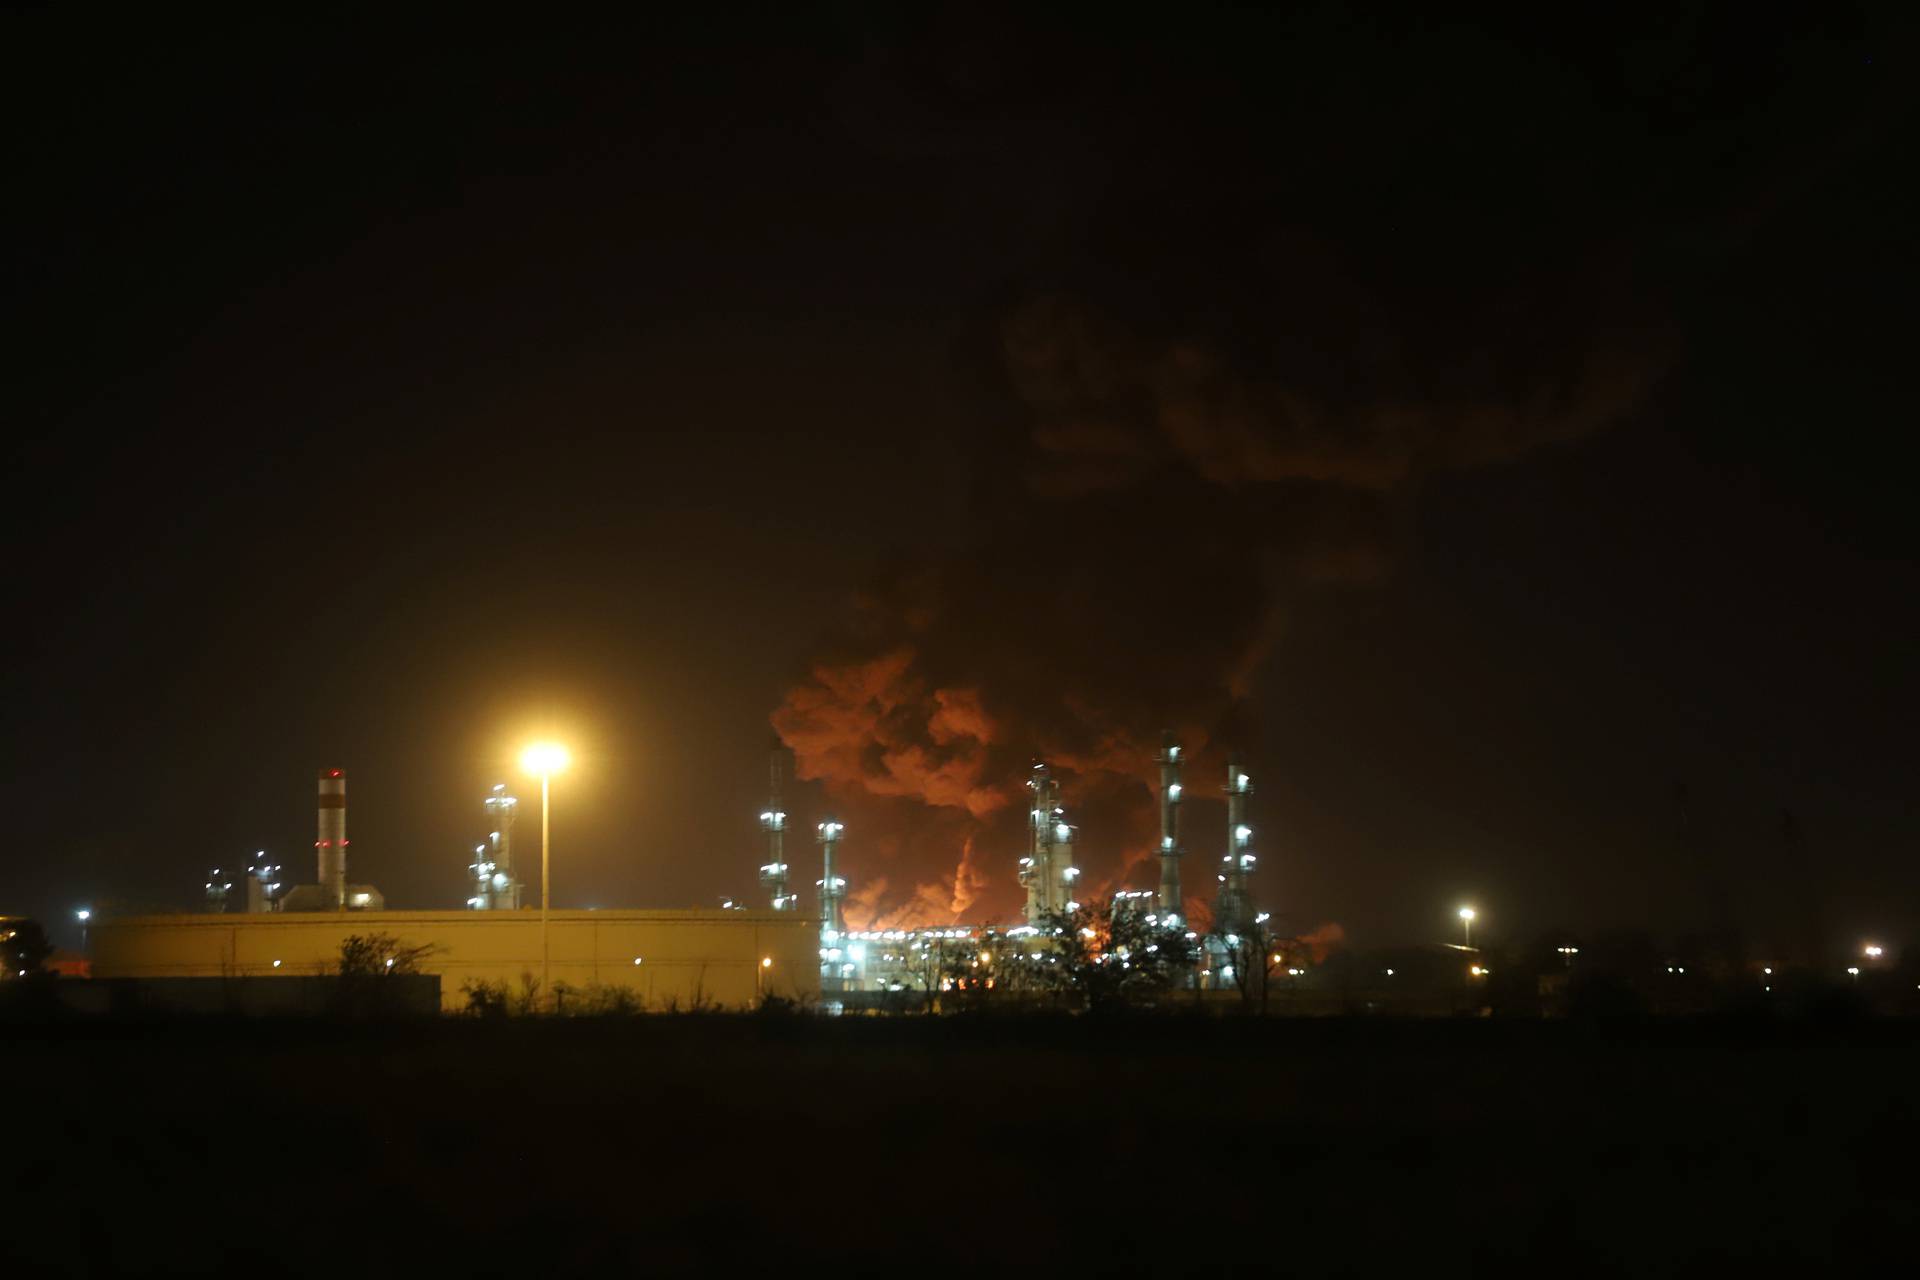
[[3, 1014, 1915, 1274]]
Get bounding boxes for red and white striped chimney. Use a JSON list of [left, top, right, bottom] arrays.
[[317, 768, 347, 910]]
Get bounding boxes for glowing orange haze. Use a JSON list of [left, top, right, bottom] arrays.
[[772, 646, 1231, 931]]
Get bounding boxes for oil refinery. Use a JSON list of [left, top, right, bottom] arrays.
[[77, 730, 1274, 1013]]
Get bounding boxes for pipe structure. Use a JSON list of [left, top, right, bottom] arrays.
[[1155, 735, 1185, 925], [1019, 764, 1079, 924], [759, 750, 792, 910], [1216, 756, 1255, 935], [316, 768, 347, 910]]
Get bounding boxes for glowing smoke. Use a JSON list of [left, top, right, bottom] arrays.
[[775, 265, 1666, 931]]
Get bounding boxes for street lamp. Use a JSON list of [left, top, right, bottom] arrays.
[[521, 741, 571, 1003], [1458, 906, 1476, 949], [76, 908, 91, 953]]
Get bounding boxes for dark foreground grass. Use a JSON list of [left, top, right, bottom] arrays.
[[3, 1013, 1915, 1274]]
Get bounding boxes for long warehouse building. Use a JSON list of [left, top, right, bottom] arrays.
[[89, 909, 820, 1012]]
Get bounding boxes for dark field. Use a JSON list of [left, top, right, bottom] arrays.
[[4, 1014, 1916, 1274]]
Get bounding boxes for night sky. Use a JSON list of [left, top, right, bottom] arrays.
[[7, 7, 1913, 956]]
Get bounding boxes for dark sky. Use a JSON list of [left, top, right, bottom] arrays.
[[6, 6, 1913, 957]]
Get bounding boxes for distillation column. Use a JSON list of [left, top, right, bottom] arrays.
[[818, 816, 848, 991], [1155, 736, 1185, 925], [1020, 764, 1079, 924], [316, 768, 347, 910], [1215, 757, 1256, 934], [759, 751, 792, 910], [469, 784, 521, 909], [817, 817, 846, 934]]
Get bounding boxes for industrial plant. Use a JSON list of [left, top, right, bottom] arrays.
[[793, 736, 1270, 1002], [81, 731, 1276, 1013]]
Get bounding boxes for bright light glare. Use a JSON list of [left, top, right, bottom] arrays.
[[1458, 907, 1476, 921], [75, 909, 90, 922], [520, 742, 571, 775], [1864, 945, 1884, 958]]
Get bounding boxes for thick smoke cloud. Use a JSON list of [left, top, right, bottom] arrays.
[[774, 241, 1668, 931]]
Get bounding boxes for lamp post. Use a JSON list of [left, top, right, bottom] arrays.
[[76, 908, 91, 953], [520, 742, 571, 1005], [1458, 906, 1476, 949]]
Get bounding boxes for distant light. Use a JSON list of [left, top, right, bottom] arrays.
[[761, 957, 772, 969], [75, 909, 90, 922], [520, 742, 571, 775], [1167, 784, 1182, 799], [1458, 907, 1476, 922], [1864, 944, 1884, 958], [633, 957, 643, 965], [1848, 966, 1861, 976], [1385, 968, 1394, 976], [1055, 823, 1070, 841]]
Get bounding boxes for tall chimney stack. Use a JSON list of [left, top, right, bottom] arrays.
[[317, 768, 347, 910]]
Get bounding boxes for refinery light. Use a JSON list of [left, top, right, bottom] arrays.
[[521, 742, 571, 775]]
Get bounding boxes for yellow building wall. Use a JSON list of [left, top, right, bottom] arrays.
[[89, 910, 821, 1011]]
